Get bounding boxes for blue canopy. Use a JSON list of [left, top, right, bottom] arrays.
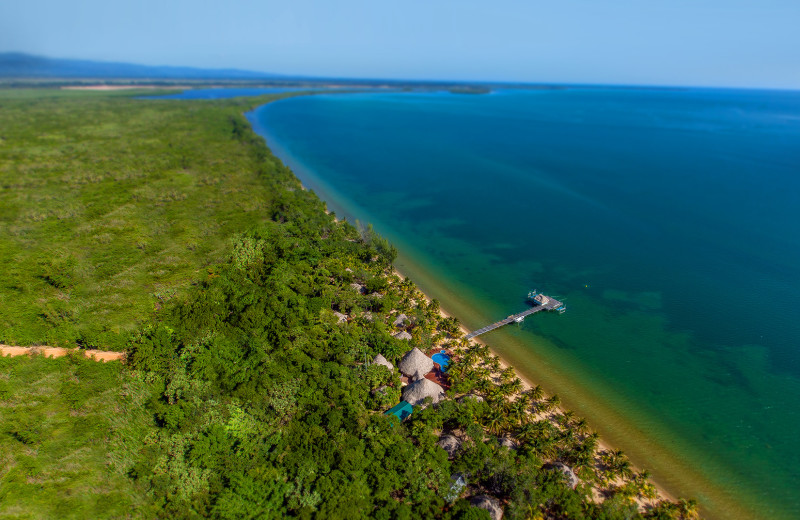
[[384, 400, 413, 421]]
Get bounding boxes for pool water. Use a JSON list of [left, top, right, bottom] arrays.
[[432, 350, 450, 370]]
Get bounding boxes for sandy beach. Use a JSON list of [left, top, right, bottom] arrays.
[[390, 266, 677, 509]]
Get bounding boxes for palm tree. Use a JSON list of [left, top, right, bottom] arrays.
[[528, 385, 545, 402], [603, 449, 634, 481], [499, 367, 517, 384], [515, 392, 532, 412], [564, 440, 595, 473], [558, 410, 576, 427], [472, 344, 490, 357], [639, 481, 659, 501], [538, 394, 561, 414], [647, 500, 680, 519], [484, 407, 507, 435], [573, 418, 591, 437], [582, 432, 599, 453], [519, 420, 560, 459], [486, 384, 505, 402], [500, 378, 523, 398], [505, 399, 528, 427], [677, 498, 700, 519]]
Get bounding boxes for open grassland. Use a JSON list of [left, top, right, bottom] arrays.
[[0, 89, 299, 350], [0, 354, 156, 519]]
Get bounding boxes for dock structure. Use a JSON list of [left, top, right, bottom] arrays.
[[464, 291, 565, 340]]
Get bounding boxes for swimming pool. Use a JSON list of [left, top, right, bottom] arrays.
[[431, 350, 450, 370]]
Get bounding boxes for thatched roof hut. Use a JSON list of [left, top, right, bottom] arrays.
[[393, 313, 409, 327], [398, 347, 433, 377], [499, 435, 518, 450], [438, 434, 462, 458], [393, 330, 413, 341], [470, 495, 503, 520], [402, 377, 445, 406], [552, 463, 579, 489], [372, 354, 394, 371]]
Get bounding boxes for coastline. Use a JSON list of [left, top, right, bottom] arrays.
[[389, 249, 761, 520], [249, 97, 770, 520], [327, 211, 676, 507], [391, 265, 678, 509]]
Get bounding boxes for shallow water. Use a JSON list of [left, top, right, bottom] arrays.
[[248, 87, 800, 519]]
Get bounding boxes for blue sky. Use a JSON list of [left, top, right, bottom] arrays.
[[2, 0, 798, 88]]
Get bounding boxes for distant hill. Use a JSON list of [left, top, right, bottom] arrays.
[[0, 52, 281, 80]]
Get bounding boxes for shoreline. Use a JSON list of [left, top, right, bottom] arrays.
[[390, 265, 678, 509], [251, 98, 766, 520], [276, 132, 689, 513]]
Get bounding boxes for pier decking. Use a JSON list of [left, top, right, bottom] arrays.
[[464, 292, 564, 340]]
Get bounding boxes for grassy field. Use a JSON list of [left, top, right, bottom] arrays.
[[0, 89, 299, 350], [0, 354, 155, 518]]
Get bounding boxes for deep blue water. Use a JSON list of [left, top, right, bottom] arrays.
[[248, 87, 800, 518]]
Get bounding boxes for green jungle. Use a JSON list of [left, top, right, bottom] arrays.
[[0, 89, 698, 519]]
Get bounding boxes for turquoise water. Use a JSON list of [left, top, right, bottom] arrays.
[[248, 88, 800, 519], [432, 350, 450, 370]]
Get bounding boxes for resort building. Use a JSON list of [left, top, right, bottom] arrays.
[[398, 347, 434, 377], [384, 401, 413, 421], [402, 377, 445, 406], [371, 353, 394, 371]]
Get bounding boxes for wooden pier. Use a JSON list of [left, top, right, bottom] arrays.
[[464, 292, 564, 340]]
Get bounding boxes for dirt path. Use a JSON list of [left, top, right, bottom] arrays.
[[0, 345, 125, 362]]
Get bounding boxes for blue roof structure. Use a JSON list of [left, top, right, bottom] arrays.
[[384, 400, 413, 421]]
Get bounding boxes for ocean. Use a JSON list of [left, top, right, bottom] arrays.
[[242, 87, 799, 519]]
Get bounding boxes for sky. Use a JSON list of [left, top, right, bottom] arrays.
[[2, 0, 799, 88]]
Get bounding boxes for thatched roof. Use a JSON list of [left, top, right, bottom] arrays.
[[552, 463, 579, 489], [398, 347, 433, 376], [402, 377, 445, 406], [393, 313, 409, 327], [499, 435, 518, 450], [372, 354, 394, 371], [438, 435, 462, 458], [393, 330, 413, 341], [333, 311, 347, 324], [470, 495, 503, 520]]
